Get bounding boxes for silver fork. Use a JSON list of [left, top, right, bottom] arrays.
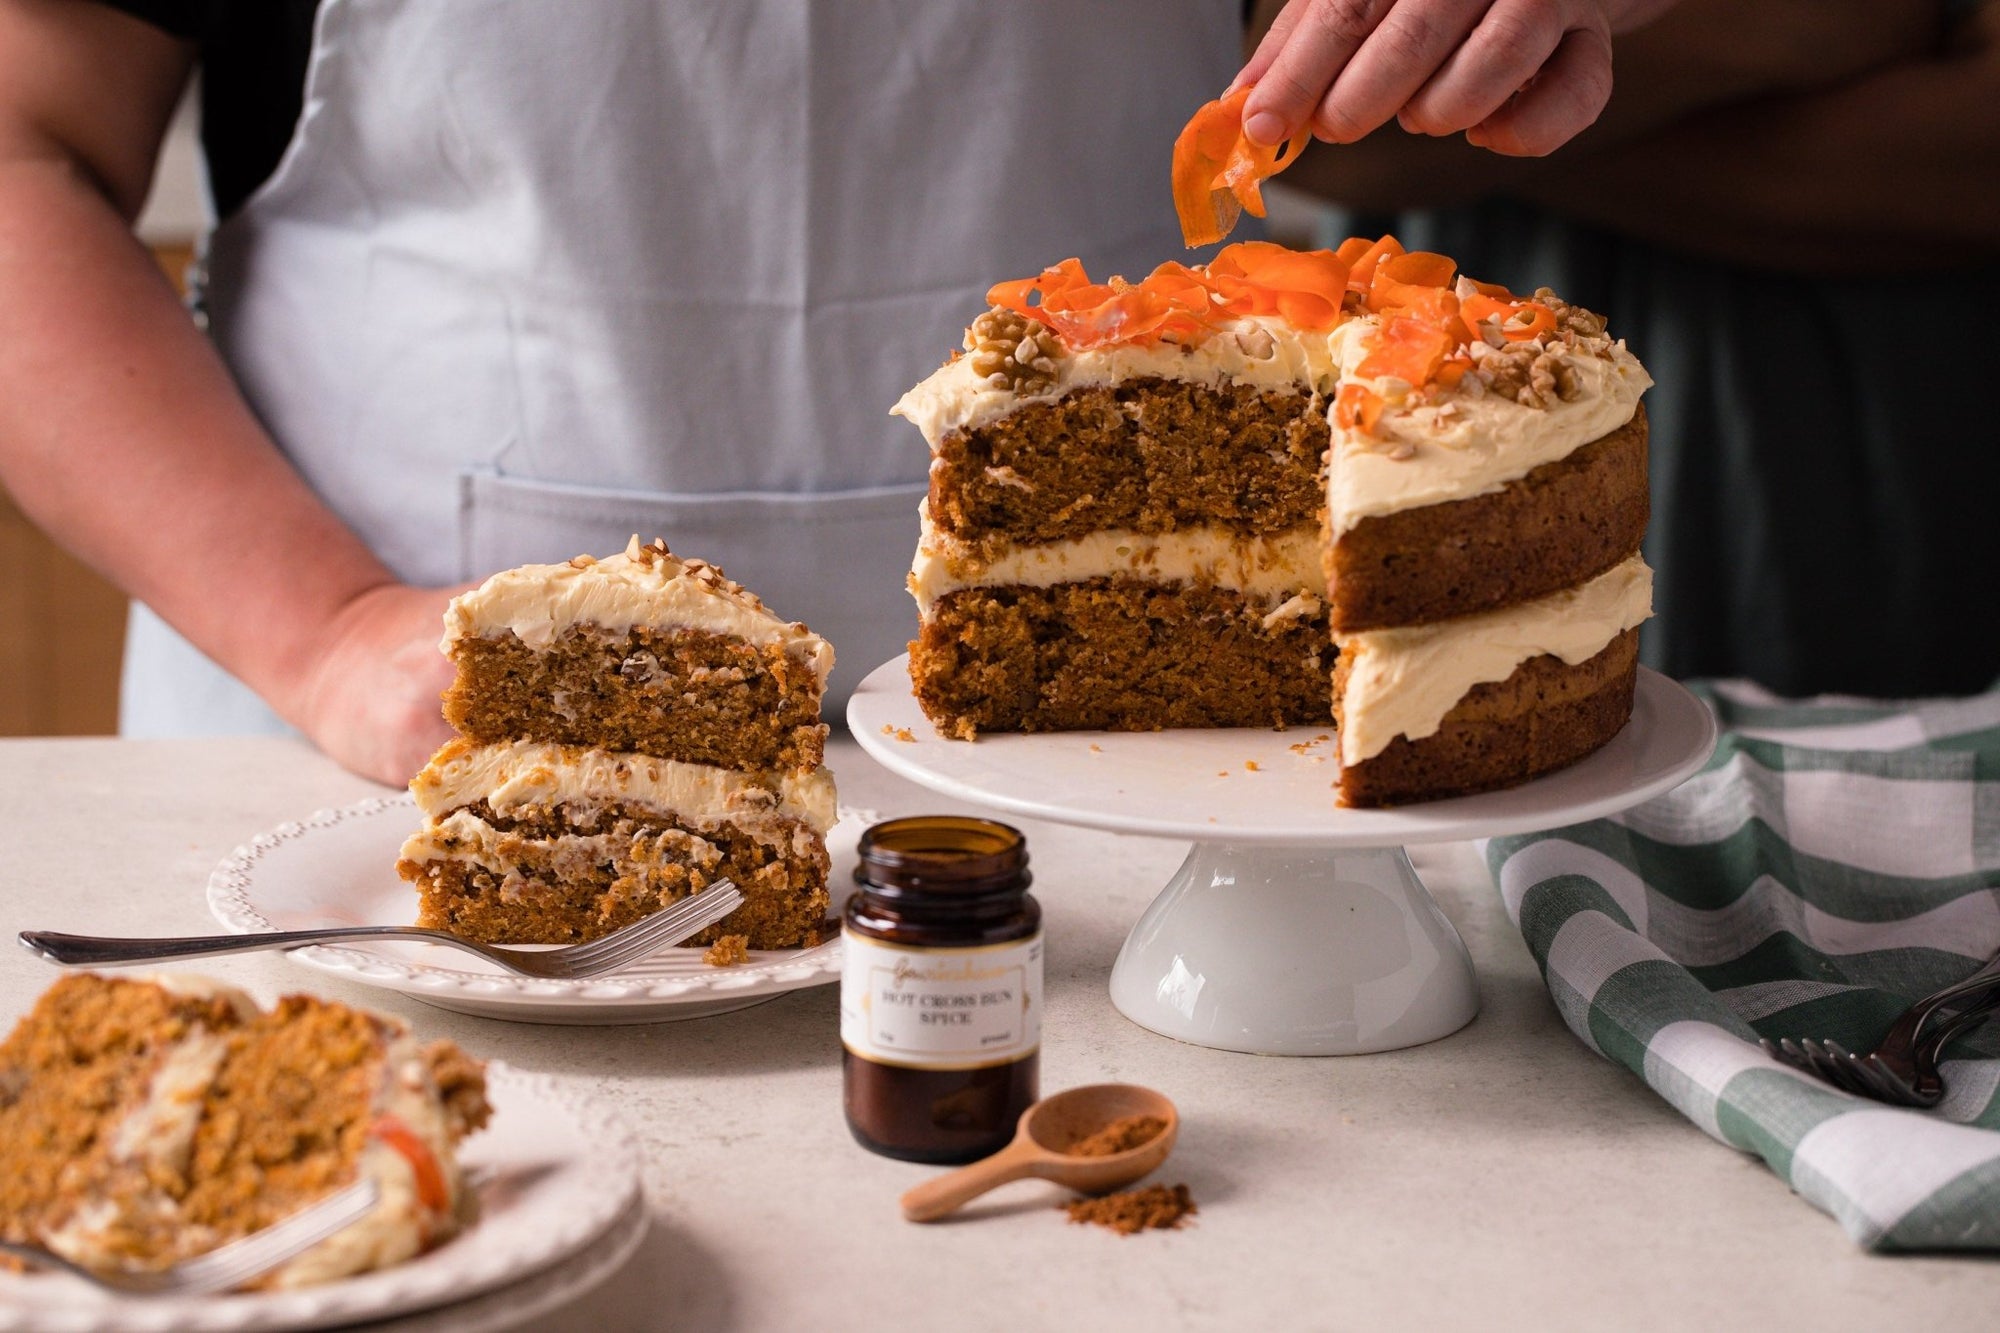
[[1762, 947, 2000, 1105], [0, 1178, 379, 1297], [18, 880, 744, 980], [1819, 996, 2000, 1107]]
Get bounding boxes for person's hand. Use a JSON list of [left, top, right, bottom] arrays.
[[283, 582, 466, 787], [1236, 0, 1665, 157]]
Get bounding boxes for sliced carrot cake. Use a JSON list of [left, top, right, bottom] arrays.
[[0, 973, 488, 1289], [893, 237, 1653, 806], [399, 537, 836, 948]]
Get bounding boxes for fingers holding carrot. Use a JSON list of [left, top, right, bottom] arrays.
[[1234, 0, 1665, 158]]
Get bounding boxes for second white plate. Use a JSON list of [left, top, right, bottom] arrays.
[[206, 796, 869, 1024], [0, 1063, 643, 1333]]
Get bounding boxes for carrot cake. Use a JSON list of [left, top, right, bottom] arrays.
[[893, 237, 1653, 806], [0, 973, 488, 1289], [398, 537, 836, 947]]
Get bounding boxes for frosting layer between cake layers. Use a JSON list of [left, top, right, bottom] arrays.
[[401, 738, 838, 870], [443, 535, 833, 685], [910, 508, 1322, 616], [1335, 554, 1654, 765]]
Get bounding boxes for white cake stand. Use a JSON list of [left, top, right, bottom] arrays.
[[848, 657, 1716, 1057]]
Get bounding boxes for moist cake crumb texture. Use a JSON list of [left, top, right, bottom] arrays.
[[400, 537, 836, 948], [0, 973, 488, 1289]]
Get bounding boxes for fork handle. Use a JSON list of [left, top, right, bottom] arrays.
[[17, 926, 462, 968]]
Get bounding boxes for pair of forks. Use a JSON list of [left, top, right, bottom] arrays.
[[19, 879, 745, 980], [1762, 949, 2000, 1107]]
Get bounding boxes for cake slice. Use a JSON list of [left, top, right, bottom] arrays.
[[0, 974, 489, 1289], [896, 256, 1342, 736], [400, 537, 837, 949]]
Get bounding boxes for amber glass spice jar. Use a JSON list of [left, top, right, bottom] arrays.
[[840, 816, 1042, 1163]]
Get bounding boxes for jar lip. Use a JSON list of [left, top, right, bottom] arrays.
[[856, 816, 1029, 892]]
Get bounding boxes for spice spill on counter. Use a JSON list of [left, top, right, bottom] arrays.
[[1064, 1184, 1197, 1235]]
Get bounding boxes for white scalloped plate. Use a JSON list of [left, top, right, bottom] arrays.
[[0, 1064, 643, 1333], [206, 797, 870, 1024]]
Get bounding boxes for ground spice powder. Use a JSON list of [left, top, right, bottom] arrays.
[[1063, 1183, 1197, 1235], [1066, 1114, 1168, 1157]]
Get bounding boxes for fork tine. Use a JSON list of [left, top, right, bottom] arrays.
[[559, 884, 740, 966], [1802, 1040, 1867, 1097], [1856, 1054, 1929, 1107], [552, 886, 744, 979], [168, 1179, 381, 1294]]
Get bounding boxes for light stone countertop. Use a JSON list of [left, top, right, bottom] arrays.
[[1, 735, 1992, 1331]]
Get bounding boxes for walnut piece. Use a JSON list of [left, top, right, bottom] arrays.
[[965, 307, 1063, 392], [1475, 342, 1583, 409], [1532, 286, 1608, 338]]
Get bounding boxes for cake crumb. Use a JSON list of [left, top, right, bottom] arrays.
[[1244, 761, 1260, 772], [1216, 771, 1229, 778], [879, 724, 916, 743], [703, 934, 750, 967], [1066, 1114, 1167, 1157], [1089, 743, 1103, 753], [1064, 1184, 1197, 1236]]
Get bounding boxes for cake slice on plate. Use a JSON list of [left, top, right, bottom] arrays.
[[0, 973, 488, 1289], [399, 537, 837, 949]]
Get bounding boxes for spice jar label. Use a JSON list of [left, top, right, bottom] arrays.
[[840, 933, 1043, 1070]]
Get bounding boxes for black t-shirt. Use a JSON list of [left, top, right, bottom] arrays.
[[95, 0, 319, 219]]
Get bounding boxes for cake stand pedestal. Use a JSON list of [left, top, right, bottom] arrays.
[[848, 659, 1715, 1056]]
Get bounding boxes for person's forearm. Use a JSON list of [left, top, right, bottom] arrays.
[[1274, 0, 1941, 212], [1512, 32, 2000, 271], [0, 151, 398, 721]]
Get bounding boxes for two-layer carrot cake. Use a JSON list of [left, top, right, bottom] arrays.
[[894, 237, 1652, 806]]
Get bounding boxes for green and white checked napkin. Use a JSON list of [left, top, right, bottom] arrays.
[[1484, 681, 2000, 1251]]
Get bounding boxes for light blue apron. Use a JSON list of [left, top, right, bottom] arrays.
[[123, 0, 1245, 734]]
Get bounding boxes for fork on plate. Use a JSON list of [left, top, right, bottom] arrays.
[[0, 1178, 379, 1297], [1762, 948, 2000, 1107], [18, 880, 744, 981]]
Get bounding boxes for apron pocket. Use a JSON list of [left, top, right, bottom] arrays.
[[458, 470, 927, 713]]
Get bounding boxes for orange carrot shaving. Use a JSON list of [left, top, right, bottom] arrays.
[[1335, 235, 1406, 294], [371, 1116, 450, 1215], [1366, 250, 1456, 314], [1460, 292, 1556, 342], [1357, 313, 1455, 385], [1172, 88, 1311, 248], [1334, 382, 1386, 434]]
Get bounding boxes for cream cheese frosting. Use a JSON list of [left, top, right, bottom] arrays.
[[892, 314, 1341, 449], [1335, 555, 1653, 765], [404, 738, 838, 850], [910, 505, 1322, 616], [445, 536, 833, 687], [1326, 320, 1652, 537]]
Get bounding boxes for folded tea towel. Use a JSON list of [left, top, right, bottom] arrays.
[[1485, 681, 2000, 1251]]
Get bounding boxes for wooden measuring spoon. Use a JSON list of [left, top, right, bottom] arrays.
[[899, 1083, 1178, 1223]]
